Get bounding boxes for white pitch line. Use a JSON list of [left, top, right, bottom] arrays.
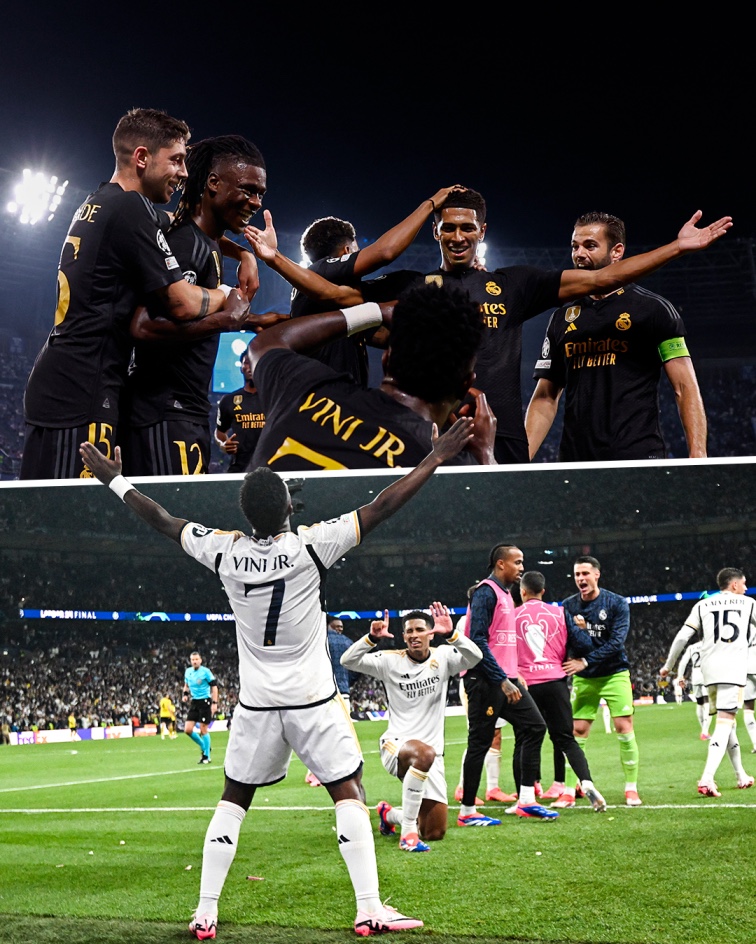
[[0, 766, 213, 794], [2, 803, 756, 814]]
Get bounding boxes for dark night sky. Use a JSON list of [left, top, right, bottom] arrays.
[[1, 11, 750, 254]]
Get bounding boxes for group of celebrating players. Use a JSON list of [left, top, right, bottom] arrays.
[[20, 106, 733, 479]]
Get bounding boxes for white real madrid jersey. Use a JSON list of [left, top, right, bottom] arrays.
[[683, 593, 756, 687], [181, 513, 360, 709], [342, 632, 481, 753]]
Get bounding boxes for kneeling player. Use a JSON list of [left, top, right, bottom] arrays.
[[341, 604, 481, 851]]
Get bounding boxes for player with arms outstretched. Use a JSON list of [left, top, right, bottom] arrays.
[[80, 415, 474, 938], [341, 604, 481, 852]]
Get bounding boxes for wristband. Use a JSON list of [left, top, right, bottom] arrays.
[[219, 284, 234, 298], [109, 475, 135, 501], [341, 302, 382, 337], [429, 197, 437, 212]]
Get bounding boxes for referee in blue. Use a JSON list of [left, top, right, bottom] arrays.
[[183, 651, 218, 764]]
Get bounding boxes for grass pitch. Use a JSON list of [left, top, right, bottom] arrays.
[[1, 704, 753, 944]]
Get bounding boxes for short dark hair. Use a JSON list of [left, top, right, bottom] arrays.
[[403, 610, 434, 629], [575, 555, 601, 571], [521, 571, 546, 595], [717, 567, 745, 590], [386, 282, 483, 403], [190, 650, 201, 658], [488, 544, 518, 570], [435, 187, 487, 225], [174, 135, 266, 227], [112, 108, 190, 167], [574, 211, 626, 248], [301, 217, 356, 263], [239, 467, 290, 536]]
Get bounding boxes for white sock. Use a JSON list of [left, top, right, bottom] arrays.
[[726, 724, 747, 778], [458, 749, 466, 790], [459, 804, 478, 817], [335, 799, 380, 912], [742, 709, 756, 749], [197, 800, 246, 916], [518, 785, 535, 805], [702, 719, 733, 782], [400, 766, 428, 836], [484, 749, 501, 792], [696, 702, 707, 733]]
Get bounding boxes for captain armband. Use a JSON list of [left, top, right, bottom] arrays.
[[658, 337, 689, 363], [109, 475, 136, 501], [341, 302, 383, 337]]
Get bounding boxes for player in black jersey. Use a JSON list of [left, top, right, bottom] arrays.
[[255, 189, 731, 465], [21, 109, 249, 480], [121, 135, 266, 476], [525, 211, 707, 461], [244, 186, 464, 387], [215, 353, 266, 472], [243, 281, 496, 471]]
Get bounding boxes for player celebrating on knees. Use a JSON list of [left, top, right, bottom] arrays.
[[661, 567, 756, 797], [79, 418, 475, 938], [341, 604, 481, 852]]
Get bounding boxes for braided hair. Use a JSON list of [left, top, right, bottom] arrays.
[[173, 135, 265, 228]]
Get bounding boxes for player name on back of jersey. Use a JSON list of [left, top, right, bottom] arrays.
[[233, 553, 293, 574]]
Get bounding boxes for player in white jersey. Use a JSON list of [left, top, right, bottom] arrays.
[[79, 417, 474, 939], [342, 604, 481, 852], [675, 641, 712, 739], [661, 567, 756, 798]]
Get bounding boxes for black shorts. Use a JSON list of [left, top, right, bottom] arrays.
[[159, 715, 174, 725], [20, 422, 117, 480], [121, 418, 210, 476], [187, 699, 213, 725]]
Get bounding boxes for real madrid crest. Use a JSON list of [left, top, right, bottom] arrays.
[[485, 281, 501, 296], [425, 274, 444, 288], [565, 306, 581, 323], [616, 312, 631, 331], [599, 609, 607, 621]]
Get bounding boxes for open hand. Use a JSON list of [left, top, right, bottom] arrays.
[[677, 210, 733, 252], [369, 609, 392, 639]]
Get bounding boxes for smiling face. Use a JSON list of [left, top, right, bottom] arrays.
[[208, 161, 267, 234], [403, 617, 433, 661], [571, 223, 624, 271], [574, 561, 601, 600], [141, 140, 188, 204], [433, 206, 486, 271]]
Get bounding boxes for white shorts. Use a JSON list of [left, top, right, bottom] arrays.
[[692, 684, 707, 701], [226, 694, 362, 786], [707, 684, 744, 715], [743, 675, 756, 701], [379, 737, 448, 805]]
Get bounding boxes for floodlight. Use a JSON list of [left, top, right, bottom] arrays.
[[476, 241, 488, 267], [6, 169, 69, 225]]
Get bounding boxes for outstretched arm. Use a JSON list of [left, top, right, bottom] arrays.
[[244, 211, 364, 307], [350, 185, 466, 277], [664, 357, 707, 458], [79, 444, 187, 544], [557, 211, 733, 301], [247, 301, 390, 376], [358, 418, 475, 537]]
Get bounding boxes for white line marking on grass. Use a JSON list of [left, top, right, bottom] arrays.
[[0, 767, 213, 794], [3, 803, 756, 815]]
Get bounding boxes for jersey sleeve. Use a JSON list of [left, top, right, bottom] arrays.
[[651, 297, 689, 363], [109, 192, 184, 296], [298, 511, 361, 567], [532, 310, 565, 385], [340, 635, 386, 679], [443, 630, 483, 674], [216, 395, 233, 433], [497, 265, 563, 323], [180, 523, 239, 572]]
